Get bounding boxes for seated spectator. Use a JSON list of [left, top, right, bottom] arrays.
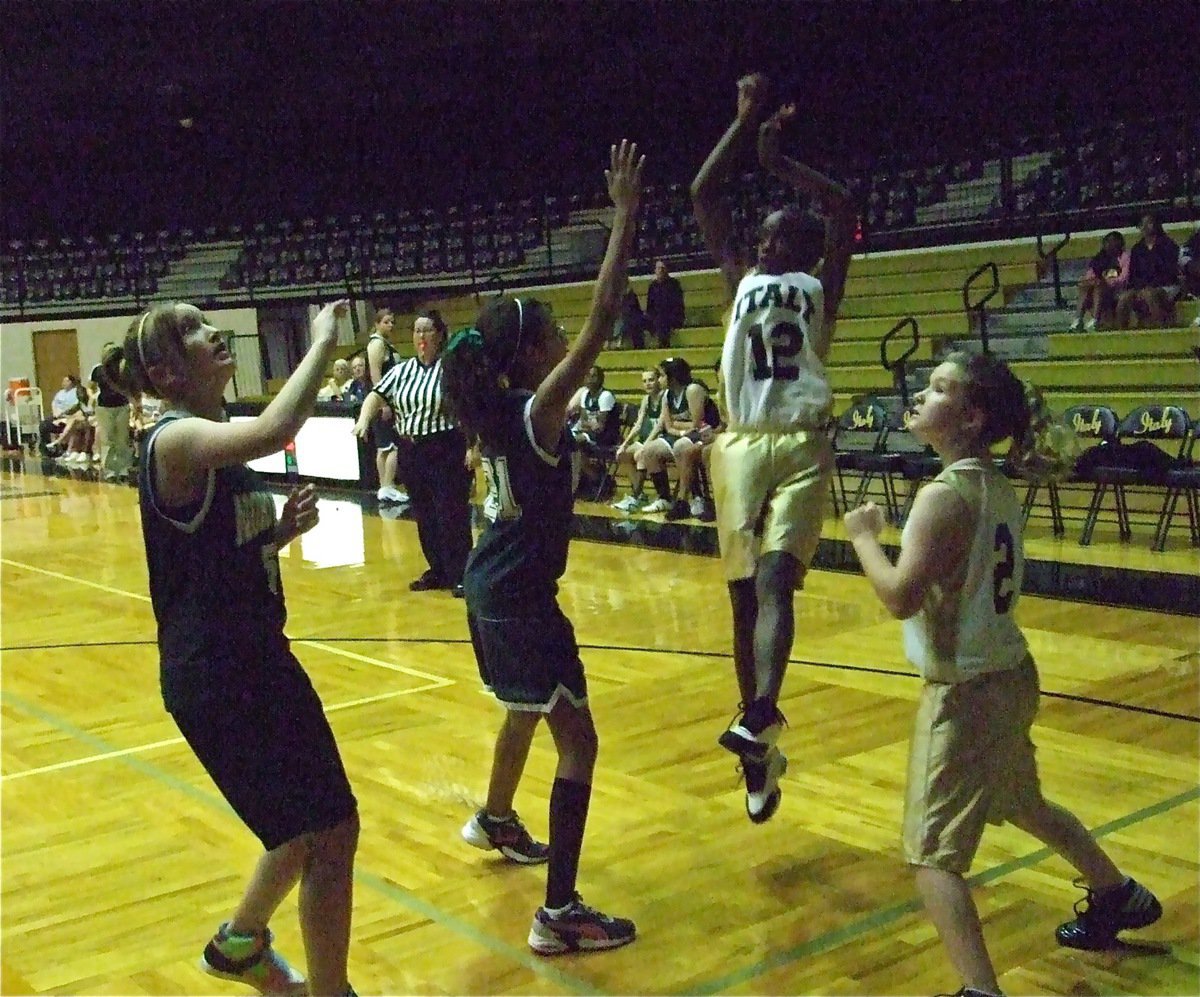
[[40, 374, 81, 451], [637, 357, 711, 519], [1116, 213, 1180, 329], [611, 369, 672, 512], [317, 358, 352, 401], [343, 353, 370, 407], [1070, 231, 1128, 330], [612, 288, 646, 349], [567, 366, 619, 447], [567, 365, 620, 499], [646, 259, 685, 348], [1179, 227, 1200, 326]]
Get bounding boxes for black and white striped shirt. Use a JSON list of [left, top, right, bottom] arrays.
[[373, 356, 456, 438]]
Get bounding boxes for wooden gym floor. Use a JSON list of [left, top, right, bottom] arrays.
[[1, 461, 1196, 996]]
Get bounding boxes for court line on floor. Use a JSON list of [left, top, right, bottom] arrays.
[[0, 558, 453, 686], [1, 681, 448, 782], [678, 784, 1200, 996], [0, 688, 605, 996], [3, 630, 1195, 724]]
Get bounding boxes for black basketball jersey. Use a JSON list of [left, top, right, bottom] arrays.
[[369, 334, 398, 379], [464, 391, 577, 614], [139, 413, 288, 711]]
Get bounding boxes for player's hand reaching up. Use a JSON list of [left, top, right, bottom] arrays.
[[758, 103, 796, 168], [311, 298, 351, 346], [736, 73, 770, 123], [606, 140, 645, 214]]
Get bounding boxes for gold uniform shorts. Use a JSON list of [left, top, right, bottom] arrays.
[[903, 656, 1043, 873], [709, 428, 833, 582]]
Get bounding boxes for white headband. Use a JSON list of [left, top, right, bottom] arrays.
[[135, 311, 151, 367]]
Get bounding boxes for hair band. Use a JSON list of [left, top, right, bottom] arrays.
[[505, 297, 525, 375], [135, 311, 151, 367]]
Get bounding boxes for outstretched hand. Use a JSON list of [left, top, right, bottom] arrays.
[[605, 140, 645, 213], [736, 73, 770, 123], [312, 298, 351, 345], [758, 103, 796, 165], [276, 483, 320, 545]]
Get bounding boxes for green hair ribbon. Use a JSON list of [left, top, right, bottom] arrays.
[[446, 328, 484, 354]]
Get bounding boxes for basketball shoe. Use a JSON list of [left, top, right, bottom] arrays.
[[528, 895, 636, 955], [199, 923, 306, 995]]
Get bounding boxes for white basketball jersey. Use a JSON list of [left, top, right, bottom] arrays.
[[902, 459, 1030, 683], [720, 269, 832, 430]]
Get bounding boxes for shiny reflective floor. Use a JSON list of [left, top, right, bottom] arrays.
[[1, 460, 1197, 996]]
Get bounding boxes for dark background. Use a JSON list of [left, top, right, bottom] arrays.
[[2, 0, 1195, 237]]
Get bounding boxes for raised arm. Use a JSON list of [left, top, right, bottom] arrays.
[[530, 141, 644, 447], [759, 104, 858, 324], [156, 300, 348, 478], [691, 73, 770, 299]]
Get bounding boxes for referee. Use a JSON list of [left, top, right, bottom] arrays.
[[354, 310, 473, 596]]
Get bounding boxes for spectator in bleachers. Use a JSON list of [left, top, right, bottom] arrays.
[[317, 358, 352, 401], [646, 259, 685, 348], [568, 365, 620, 500], [1070, 231, 1127, 331], [1179, 228, 1200, 326], [344, 354, 369, 406], [638, 357, 709, 520], [611, 368, 670, 512], [612, 288, 646, 349], [566, 366, 619, 448], [40, 374, 81, 451], [1116, 213, 1180, 329]]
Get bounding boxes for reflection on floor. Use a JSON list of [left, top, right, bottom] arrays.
[[4, 451, 1197, 615]]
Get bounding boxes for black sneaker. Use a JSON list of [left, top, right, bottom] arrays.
[[1056, 877, 1162, 949], [663, 499, 691, 521], [741, 746, 787, 824], [409, 570, 442, 591], [528, 895, 636, 955], [718, 700, 787, 762], [461, 809, 549, 864], [697, 499, 716, 523]]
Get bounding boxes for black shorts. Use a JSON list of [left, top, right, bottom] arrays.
[[370, 413, 399, 452], [467, 605, 588, 712], [170, 651, 357, 850]]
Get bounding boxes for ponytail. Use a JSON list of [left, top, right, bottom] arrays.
[[1009, 379, 1083, 484], [441, 328, 506, 444], [946, 350, 1080, 483], [440, 295, 552, 445]]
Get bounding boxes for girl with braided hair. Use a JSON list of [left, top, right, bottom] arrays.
[[440, 140, 643, 954], [844, 352, 1161, 997]]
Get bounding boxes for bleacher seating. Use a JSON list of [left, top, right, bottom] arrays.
[[392, 222, 1197, 540]]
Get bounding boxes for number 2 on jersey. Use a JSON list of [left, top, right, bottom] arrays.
[[748, 320, 804, 381]]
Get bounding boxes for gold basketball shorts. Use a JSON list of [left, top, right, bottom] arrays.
[[709, 428, 833, 582]]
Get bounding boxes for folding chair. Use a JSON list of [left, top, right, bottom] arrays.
[[831, 399, 889, 516], [1078, 404, 1190, 546], [577, 401, 638, 502], [881, 408, 941, 526], [1151, 413, 1199, 552], [6, 387, 43, 452]]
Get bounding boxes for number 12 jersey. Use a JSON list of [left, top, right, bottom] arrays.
[[721, 269, 832, 430]]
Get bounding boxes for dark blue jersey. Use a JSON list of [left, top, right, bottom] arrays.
[[139, 413, 288, 711], [464, 391, 577, 614]]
